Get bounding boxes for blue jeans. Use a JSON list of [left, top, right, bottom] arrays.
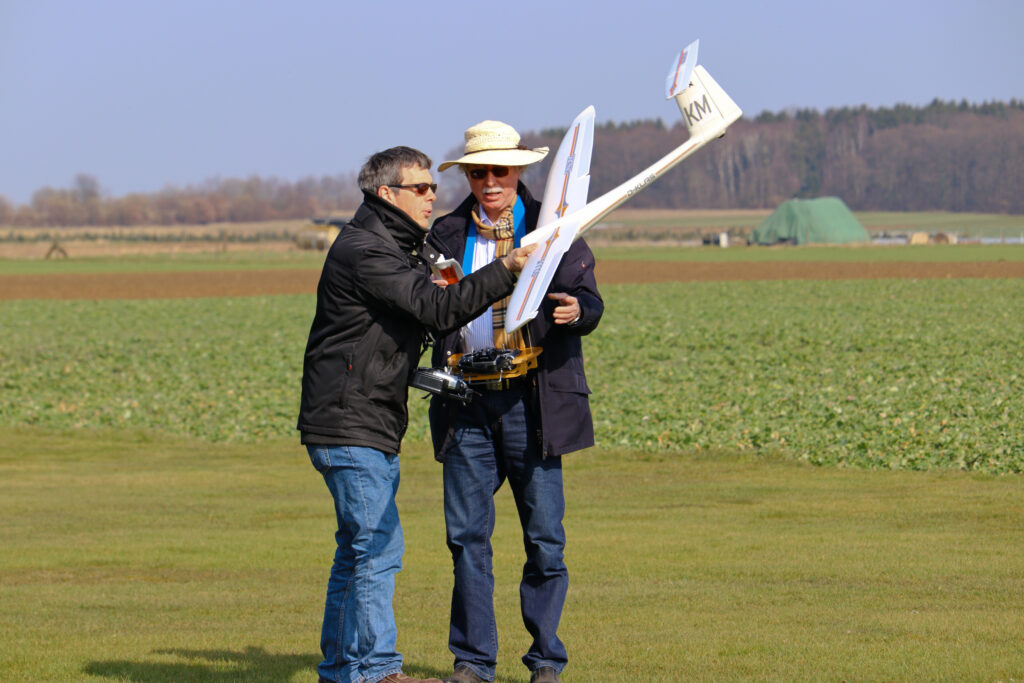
[[442, 386, 568, 680], [308, 445, 404, 683]]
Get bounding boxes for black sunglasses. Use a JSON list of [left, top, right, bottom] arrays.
[[388, 183, 437, 196], [467, 166, 510, 180]]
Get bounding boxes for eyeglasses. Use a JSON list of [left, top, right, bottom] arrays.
[[467, 166, 510, 180], [388, 183, 437, 196]]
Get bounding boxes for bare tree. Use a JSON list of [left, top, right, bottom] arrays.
[[0, 195, 13, 225], [73, 173, 102, 202]]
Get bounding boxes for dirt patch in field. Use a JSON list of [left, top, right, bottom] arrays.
[[0, 240, 298, 260], [3, 261, 1023, 301]]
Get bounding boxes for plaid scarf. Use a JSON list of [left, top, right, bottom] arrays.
[[472, 203, 524, 350]]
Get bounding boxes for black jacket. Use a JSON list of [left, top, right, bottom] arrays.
[[426, 183, 604, 458], [297, 192, 516, 454]]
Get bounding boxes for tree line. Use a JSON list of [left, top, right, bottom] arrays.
[[2, 99, 1022, 227], [0, 174, 363, 228], [522, 98, 1024, 214]]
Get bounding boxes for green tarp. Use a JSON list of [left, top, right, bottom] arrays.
[[750, 197, 870, 245]]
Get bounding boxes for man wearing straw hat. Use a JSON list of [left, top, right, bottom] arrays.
[[426, 122, 604, 683], [298, 146, 537, 683]]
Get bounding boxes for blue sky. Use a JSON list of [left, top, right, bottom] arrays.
[[1, 0, 1021, 204]]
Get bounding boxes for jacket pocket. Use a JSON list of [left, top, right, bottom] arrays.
[[547, 365, 591, 395], [334, 343, 355, 409]]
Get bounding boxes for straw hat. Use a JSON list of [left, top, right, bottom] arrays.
[[438, 120, 549, 171]]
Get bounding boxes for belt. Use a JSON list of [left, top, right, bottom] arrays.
[[473, 375, 528, 392]]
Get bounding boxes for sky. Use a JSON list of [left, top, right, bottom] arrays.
[[1, 0, 1022, 204]]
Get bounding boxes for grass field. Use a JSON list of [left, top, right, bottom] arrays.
[[2, 235, 1024, 680], [2, 429, 1022, 682]]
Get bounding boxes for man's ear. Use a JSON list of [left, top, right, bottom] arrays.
[[377, 185, 393, 203]]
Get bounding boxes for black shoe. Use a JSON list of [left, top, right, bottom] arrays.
[[445, 664, 487, 683], [529, 667, 560, 683]]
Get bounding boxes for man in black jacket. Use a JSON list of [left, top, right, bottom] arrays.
[[297, 146, 535, 683], [426, 122, 604, 683]]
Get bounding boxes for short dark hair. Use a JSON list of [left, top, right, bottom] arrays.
[[358, 146, 432, 194]]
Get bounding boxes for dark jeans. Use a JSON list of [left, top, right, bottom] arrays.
[[441, 385, 568, 680]]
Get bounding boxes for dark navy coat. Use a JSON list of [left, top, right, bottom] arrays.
[[425, 183, 604, 458]]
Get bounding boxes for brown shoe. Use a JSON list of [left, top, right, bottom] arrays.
[[378, 673, 443, 683], [529, 666, 560, 683], [444, 664, 488, 683]]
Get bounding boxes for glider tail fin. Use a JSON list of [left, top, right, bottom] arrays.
[[673, 65, 743, 139]]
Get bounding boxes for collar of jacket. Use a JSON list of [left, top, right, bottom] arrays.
[[455, 181, 537, 224], [358, 190, 427, 253], [430, 181, 539, 258]]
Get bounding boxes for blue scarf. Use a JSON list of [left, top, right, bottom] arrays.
[[461, 196, 526, 275]]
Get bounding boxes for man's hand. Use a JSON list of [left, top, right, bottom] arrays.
[[548, 292, 581, 325], [501, 244, 538, 273]]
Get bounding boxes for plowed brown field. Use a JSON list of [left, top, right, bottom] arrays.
[[2, 260, 1023, 300]]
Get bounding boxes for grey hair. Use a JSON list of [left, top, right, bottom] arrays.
[[358, 146, 432, 194]]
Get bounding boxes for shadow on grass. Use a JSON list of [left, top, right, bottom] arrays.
[[84, 646, 451, 682], [84, 646, 318, 681]]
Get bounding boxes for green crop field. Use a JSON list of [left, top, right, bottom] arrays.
[[2, 276, 1022, 472]]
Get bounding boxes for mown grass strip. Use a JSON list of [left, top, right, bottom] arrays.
[[1, 428, 1021, 681], [593, 243, 1024, 262], [5, 243, 1024, 279], [854, 210, 1024, 234]]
